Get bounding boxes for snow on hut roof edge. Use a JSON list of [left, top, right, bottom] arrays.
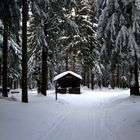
[[54, 71, 82, 81]]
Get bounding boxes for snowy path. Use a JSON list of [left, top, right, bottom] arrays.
[[1, 88, 140, 140], [39, 88, 140, 140]]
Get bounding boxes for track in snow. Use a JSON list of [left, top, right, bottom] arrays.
[[39, 89, 134, 140]]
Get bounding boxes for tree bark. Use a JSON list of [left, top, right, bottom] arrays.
[[65, 54, 68, 71], [41, 47, 48, 96], [22, 0, 28, 102], [87, 71, 90, 88], [91, 70, 94, 90], [0, 64, 2, 86], [116, 66, 120, 88], [111, 71, 115, 89], [130, 54, 139, 95], [2, 24, 8, 97], [72, 55, 76, 72], [82, 67, 86, 86]]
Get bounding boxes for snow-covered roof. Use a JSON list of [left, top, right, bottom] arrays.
[[54, 71, 82, 81]]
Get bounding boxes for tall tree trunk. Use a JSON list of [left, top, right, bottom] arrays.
[[72, 55, 76, 72], [87, 71, 90, 88], [130, 54, 139, 95], [82, 67, 86, 86], [65, 54, 68, 71], [102, 64, 108, 87], [22, 0, 28, 102], [2, 24, 8, 97], [134, 61, 139, 95], [37, 76, 41, 93], [91, 70, 94, 90], [0, 64, 2, 86], [49, 69, 52, 84], [105, 65, 108, 87], [111, 71, 115, 89], [116, 66, 120, 88], [41, 47, 48, 96]]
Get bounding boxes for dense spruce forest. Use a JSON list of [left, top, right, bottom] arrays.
[[0, 0, 140, 102]]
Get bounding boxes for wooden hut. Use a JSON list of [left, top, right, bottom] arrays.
[[54, 71, 82, 94]]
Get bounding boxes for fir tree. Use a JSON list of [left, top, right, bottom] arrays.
[[0, 0, 20, 97], [97, 0, 140, 94], [29, 0, 78, 94], [73, 0, 101, 88]]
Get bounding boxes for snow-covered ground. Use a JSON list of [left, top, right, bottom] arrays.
[[0, 87, 140, 140]]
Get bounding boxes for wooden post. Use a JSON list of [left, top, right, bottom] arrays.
[[55, 82, 57, 100]]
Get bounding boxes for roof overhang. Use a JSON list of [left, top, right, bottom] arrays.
[[54, 71, 82, 81]]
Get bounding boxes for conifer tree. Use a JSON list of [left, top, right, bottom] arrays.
[[97, 0, 140, 94], [0, 0, 20, 97], [30, 0, 78, 94], [71, 0, 101, 88], [22, 0, 28, 102]]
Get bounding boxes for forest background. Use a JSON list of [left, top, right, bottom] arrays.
[[0, 0, 140, 102]]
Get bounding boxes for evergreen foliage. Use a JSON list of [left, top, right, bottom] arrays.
[[1, 0, 140, 101], [0, 0, 21, 97], [97, 0, 140, 94]]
